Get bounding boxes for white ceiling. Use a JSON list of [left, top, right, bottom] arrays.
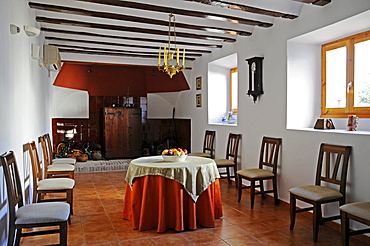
[[28, 0, 330, 67]]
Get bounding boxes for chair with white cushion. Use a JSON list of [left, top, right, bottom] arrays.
[[237, 136, 282, 209], [39, 136, 75, 179], [27, 141, 75, 215], [340, 202, 370, 246], [44, 133, 76, 165], [189, 130, 216, 159], [289, 143, 352, 242], [1, 151, 69, 246]]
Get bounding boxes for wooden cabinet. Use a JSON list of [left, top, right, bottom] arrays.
[[104, 107, 142, 159]]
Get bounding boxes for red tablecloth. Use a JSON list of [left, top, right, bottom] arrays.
[[122, 175, 223, 232]]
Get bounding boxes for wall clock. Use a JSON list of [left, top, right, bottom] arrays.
[[246, 57, 264, 103]]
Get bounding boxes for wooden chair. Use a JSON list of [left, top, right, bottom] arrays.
[[289, 143, 352, 242], [39, 135, 75, 179], [1, 151, 69, 246], [189, 130, 216, 159], [340, 202, 370, 246], [27, 141, 75, 215], [214, 133, 241, 186], [44, 133, 76, 165], [237, 136, 282, 209]]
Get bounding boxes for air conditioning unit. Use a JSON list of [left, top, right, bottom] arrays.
[[43, 45, 61, 71]]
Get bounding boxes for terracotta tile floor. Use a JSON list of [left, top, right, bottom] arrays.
[[19, 171, 369, 246]]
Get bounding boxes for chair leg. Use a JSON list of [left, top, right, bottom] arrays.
[[14, 228, 22, 246], [60, 221, 68, 246], [8, 223, 15, 246], [250, 180, 255, 209], [272, 177, 279, 205], [340, 210, 350, 246], [67, 189, 73, 215], [313, 204, 320, 242], [233, 165, 238, 189], [290, 194, 296, 230], [237, 174, 242, 202], [260, 180, 265, 199], [226, 167, 231, 185]]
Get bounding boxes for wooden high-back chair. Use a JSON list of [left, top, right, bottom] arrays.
[[237, 136, 282, 209], [214, 133, 241, 186], [190, 130, 216, 159], [1, 151, 70, 246], [289, 143, 352, 242], [28, 141, 75, 215], [38, 135, 75, 179]]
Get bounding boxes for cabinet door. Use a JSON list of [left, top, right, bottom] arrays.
[[104, 107, 125, 159], [126, 108, 142, 157]]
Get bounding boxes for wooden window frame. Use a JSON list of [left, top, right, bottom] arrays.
[[230, 67, 238, 114], [321, 30, 370, 118]]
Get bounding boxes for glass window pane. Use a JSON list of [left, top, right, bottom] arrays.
[[326, 47, 347, 108], [231, 71, 238, 111], [354, 39, 370, 107]]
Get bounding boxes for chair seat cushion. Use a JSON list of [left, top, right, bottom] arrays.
[[289, 185, 343, 202], [214, 159, 235, 166], [38, 178, 75, 190], [47, 164, 75, 172], [189, 152, 211, 158], [16, 202, 70, 225], [237, 168, 274, 179], [52, 158, 76, 164], [340, 202, 370, 221]]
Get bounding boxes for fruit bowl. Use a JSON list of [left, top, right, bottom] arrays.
[[162, 155, 187, 162]]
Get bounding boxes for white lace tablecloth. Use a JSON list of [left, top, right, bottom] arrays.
[[125, 155, 220, 202]]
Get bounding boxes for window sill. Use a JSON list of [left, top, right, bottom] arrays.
[[289, 127, 370, 136], [209, 122, 237, 127]]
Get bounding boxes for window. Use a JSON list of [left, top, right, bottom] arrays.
[[230, 67, 238, 114], [322, 30, 370, 118], [208, 53, 238, 125]]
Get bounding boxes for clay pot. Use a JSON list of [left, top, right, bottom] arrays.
[[67, 154, 76, 159], [77, 154, 88, 162]]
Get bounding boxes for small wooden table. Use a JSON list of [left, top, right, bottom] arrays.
[[122, 156, 223, 232]]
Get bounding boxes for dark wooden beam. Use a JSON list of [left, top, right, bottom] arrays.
[[293, 0, 331, 6], [41, 27, 222, 49], [29, 2, 251, 36], [76, 0, 273, 27], [58, 47, 195, 60], [49, 44, 197, 60], [45, 36, 210, 54], [183, 0, 298, 19], [36, 16, 237, 42]]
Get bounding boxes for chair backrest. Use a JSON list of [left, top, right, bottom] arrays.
[[27, 141, 43, 203], [203, 130, 216, 159], [38, 135, 51, 174], [44, 133, 55, 160], [225, 133, 241, 163], [0, 151, 25, 225], [315, 143, 352, 198], [259, 136, 282, 174]]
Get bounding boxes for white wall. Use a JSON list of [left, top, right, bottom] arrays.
[[0, 1, 53, 245], [174, 0, 370, 226]]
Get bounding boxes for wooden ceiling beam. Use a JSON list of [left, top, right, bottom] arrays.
[[36, 16, 237, 42], [29, 2, 251, 36], [41, 27, 222, 49], [76, 0, 273, 27], [49, 43, 197, 60], [183, 0, 298, 19], [293, 0, 331, 6], [58, 48, 195, 60], [45, 36, 208, 54]]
